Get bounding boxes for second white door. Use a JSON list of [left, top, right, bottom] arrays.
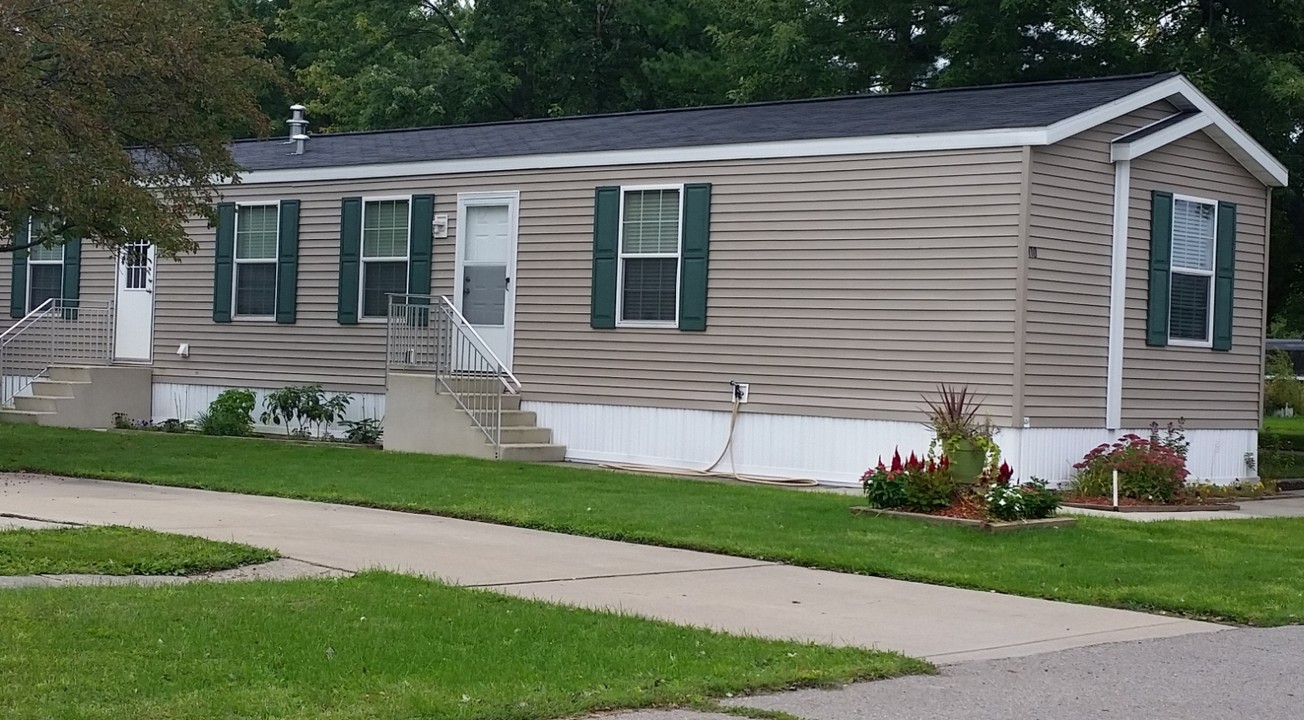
[[114, 241, 155, 361], [455, 193, 519, 370]]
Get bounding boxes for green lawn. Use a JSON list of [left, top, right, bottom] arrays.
[[3, 425, 1303, 625], [1263, 416, 1304, 433], [0, 572, 924, 720], [0, 525, 275, 576]]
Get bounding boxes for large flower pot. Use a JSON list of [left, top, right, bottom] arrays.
[[948, 438, 987, 483]]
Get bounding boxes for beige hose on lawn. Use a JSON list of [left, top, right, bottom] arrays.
[[600, 396, 821, 488]]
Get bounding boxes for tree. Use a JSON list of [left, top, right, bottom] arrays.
[[0, 0, 275, 256]]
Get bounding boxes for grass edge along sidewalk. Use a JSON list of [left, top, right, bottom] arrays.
[[2, 425, 1302, 626], [0, 524, 275, 576], [0, 571, 927, 720]]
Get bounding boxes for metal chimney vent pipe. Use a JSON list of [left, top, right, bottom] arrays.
[[286, 104, 309, 155]]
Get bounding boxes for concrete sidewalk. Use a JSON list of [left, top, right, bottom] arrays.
[[0, 472, 1223, 663]]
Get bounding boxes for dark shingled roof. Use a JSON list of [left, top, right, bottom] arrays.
[[231, 72, 1179, 172]]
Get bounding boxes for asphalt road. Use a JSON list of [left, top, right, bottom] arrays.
[[723, 626, 1303, 720]]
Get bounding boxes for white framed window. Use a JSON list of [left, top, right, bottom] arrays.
[[360, 197, 411, 318], [617, 185, 682, 326], [26, 218, 63, 312], [1169, 195, 1218, 346], [233, 204, 279, 318]]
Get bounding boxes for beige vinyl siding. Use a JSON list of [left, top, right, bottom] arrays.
[[153, 148, 1026, 423], [1122, 131, 1267, 429], [1022, 101, 1178, 426]]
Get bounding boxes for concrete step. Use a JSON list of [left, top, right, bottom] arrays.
[[13, 395, 61, 413], [30, 379, 85, 398], [49, 366, 93, 383], [498, 426, 552, 444], [497, 443, 567, 463], [498, 410, 537, 426], [0, 409, 54, 425], [450, 393, 522, 411]]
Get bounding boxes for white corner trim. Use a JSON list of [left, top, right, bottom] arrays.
[[232, 128, 1048, 185], [1105, 159, 1131, 431], [1110, 113, 1213, 162]]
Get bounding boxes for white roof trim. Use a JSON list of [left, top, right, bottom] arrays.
[[1047, 75, 1287, 186], [232, 127, 1048, 185], [1110, 112, 1213, 162], [230, 74, 1287, 188]]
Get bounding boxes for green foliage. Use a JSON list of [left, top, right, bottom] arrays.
[[197, 389, 256, 437], [1, 0, 276, 256], [862, 450, 957, 513], [1070, 431, 1190, 504], [340, 417, 383, 445], [1265, 349, 1303, 416], [922, 384, 1001, 473], [259, 384, 352, 439], [984, 478, 1060, 522]]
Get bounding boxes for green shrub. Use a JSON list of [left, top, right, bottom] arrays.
[[197, 389, 255, 437], [340, 417, 383, 445], [260, 384, 352, 440], [985, 478, 1060, 521], [1264, 349, 1303, 416]]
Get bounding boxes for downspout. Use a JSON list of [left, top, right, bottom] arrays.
[[1105, 159, 1131, 431]]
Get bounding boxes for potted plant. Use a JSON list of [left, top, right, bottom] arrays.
[[922, 384, 999, 482]]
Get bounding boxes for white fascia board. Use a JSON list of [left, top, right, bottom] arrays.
[[1049, 75, 1287, 187], [1170, 75, 1288, 187], [1110, 113, 1213, 162], [231, 127, 1048, 186]]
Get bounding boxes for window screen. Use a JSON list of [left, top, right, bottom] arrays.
[[361, 199, 410, 317], [1169, 199, 1216, 342], [619, 189, 679, 323], [234, 205, 278, 316]]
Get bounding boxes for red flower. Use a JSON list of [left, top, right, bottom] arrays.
[[907, 451, 921, 470], [891, 448, 903, 473]]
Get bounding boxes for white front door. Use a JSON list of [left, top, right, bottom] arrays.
[[114, 241, 155, 361], [455, 193, 519, 370]]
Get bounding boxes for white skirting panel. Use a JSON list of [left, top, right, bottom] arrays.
[[151, 382, 385, 436], [525, 401, 1258, 487]]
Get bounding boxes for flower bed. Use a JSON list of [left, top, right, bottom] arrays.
[[855, 449, 1072, 532]]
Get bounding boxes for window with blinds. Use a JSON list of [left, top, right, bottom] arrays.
[[26, 218, 63, 312], [234, 205, 279, 317], [619, 188, 681, 323], [1169, 198, 1217, 343], [361, 198, 410, 317]]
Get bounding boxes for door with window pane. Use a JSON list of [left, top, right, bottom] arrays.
[[455, 194, 518, 371], [114, 241, 155, 361]]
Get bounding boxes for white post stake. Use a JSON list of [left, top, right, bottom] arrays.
[[1112, 468, 1120, 510]]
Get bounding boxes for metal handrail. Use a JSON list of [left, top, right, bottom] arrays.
[[1, 298, 113, 408], [385, 293, 520, 449]]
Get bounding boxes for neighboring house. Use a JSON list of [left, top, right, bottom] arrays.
[[0, 71, 1287, 485]]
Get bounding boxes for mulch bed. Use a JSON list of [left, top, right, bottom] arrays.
[[1061, 496, 1241, 512], [927, 493, 987, 521]]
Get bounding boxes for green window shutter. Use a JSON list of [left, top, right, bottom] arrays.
[[408, 194, 434, 297], [213, 203, 235, 323], [1212, 201, 1238, 351], [337, 197, 363, 325], [276, 200, 301, 324], [1146, 191, 1174, 347], [590, 186, 620, 329], [678, 183, 712, 331], [9, 218, 29, 318], [61, 236, 82, 319]]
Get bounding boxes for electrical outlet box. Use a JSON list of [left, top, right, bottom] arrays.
[[732, 382, 750, 404], [433, 214, 449, 238]]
